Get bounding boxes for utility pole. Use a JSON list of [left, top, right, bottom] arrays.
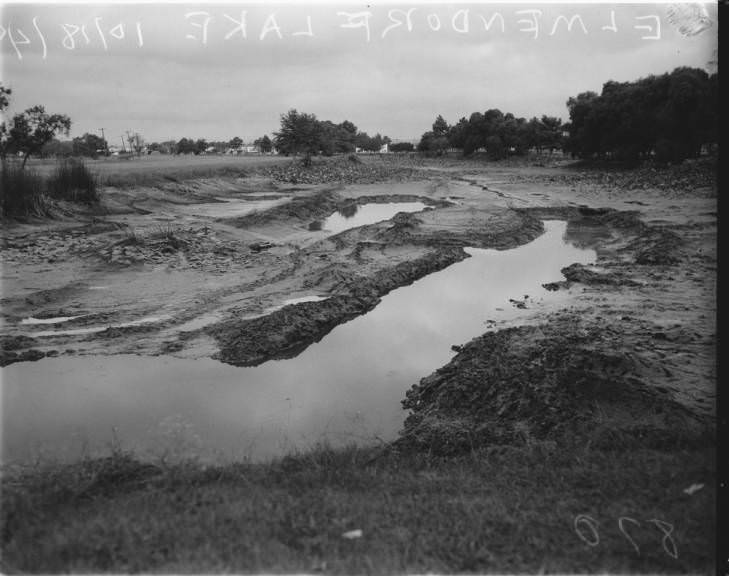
[[99, 128, 107, 155]]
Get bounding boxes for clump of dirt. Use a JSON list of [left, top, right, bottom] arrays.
[[0, 335, 46, 367], [559, 263, 640, 287], [623, 227, 684, 265], [399, 312, 710, 455]]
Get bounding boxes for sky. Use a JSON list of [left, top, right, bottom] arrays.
[[0, 2, 718, 144]]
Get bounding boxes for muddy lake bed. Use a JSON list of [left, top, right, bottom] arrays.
[[2, 220, 595, 463]]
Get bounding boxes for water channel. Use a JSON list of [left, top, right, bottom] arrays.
[[1, 221, 595, 464]]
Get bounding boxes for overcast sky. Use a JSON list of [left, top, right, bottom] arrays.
[[0, 2, 717, 144]]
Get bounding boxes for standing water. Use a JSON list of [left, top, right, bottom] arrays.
[[1, 221, 595, 464], [321, 202, 428, 234]]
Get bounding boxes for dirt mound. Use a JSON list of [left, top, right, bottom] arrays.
[[623, 227, 684, 265], [399, 312, 709, 455], [0, 335, 46, 367]]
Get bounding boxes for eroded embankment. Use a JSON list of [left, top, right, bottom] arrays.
[[396, 202, 713, 454], [399, 311, 711, 455], [219, 188, 449, 229], [205, 210, 545, 366]]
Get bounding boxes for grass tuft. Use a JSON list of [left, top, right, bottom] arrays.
[[0, 161, 50, 219], [47, 158, 99, 203]]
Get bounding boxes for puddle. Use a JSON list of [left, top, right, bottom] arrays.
[[1, 222, 594, 464], [32, 315, 172, 337], [21, 316, 82, 325], [320, 202, 428, 234]]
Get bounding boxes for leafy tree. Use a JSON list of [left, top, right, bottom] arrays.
[[229, 136, 243, 149], [432, 115, 450, 137], [72, 133, 108, 158], [176, 137, 196, 155], [6, 105, 71, 168], [194, 138, 208, 155], [254, 135, 273, 153], [390, 142, 414, 152], [417, 131, 449, 155], [564, 67, 715, 163], [274, 109, 323, 165], [0, 84, 12, 160]]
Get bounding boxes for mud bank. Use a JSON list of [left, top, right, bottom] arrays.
[[221, 188, 448, 229], [206, 248, 467, 366], [203, 210, 546, 366], [399, 310, 712, 455]]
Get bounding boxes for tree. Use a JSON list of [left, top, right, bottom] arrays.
[[390, 142, 414, 152], [229, 136, 243, 149], [0, 84, 12, 160], [274, 109, 323, 165], [432, 115, 450, 137], [6, 105, 71, 168], [176, 137, 196, 155], [194, 138, 208, 155], [72, 133, 108, 158], [254, 135, 273, 153], [417, 131, 449, 155]]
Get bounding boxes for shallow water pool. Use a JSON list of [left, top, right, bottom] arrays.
[[1, 221, 595, 464], [321, 202, 428, 234]]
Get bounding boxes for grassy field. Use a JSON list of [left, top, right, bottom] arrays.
[[0, 440, 716, 573], [21, 154, 292, 187]]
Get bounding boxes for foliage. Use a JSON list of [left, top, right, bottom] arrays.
[[42, 138, 74, 158], [275, 110, 391, 164], [254, 135, 273, 153], [229, 136, 243, 149], [72, 133, 108, 158], [564, 67, 717, 163], [4, 104, 71, 168], [390, 142, 414, 152], [175, 137, 197, 155], [420, 111, 562, 159], [274, 109, 323, 165], [47, 158, 98, 203]]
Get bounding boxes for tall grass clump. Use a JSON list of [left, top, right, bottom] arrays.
[[47, 158, 98, 203], [0, 161, 50, 218]]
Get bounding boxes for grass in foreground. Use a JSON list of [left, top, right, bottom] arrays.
[[1, 441, 715, 573]]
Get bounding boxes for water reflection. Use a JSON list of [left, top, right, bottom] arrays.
[[1, 221, 595, 464], [321, 202, 428, 234]]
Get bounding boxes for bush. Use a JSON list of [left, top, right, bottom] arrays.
[[0, 161, 49, 218], [47, 158, 98, 203]]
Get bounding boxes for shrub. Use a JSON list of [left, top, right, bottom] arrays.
[[47, 158, 98, 203], [0, 161, 49, 218]]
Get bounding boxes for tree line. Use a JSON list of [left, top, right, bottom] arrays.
[[564, 66, 717, 163], [418, 112, 564, 159], [3, 66, 717, 167], [419, 66, 717, 163]]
